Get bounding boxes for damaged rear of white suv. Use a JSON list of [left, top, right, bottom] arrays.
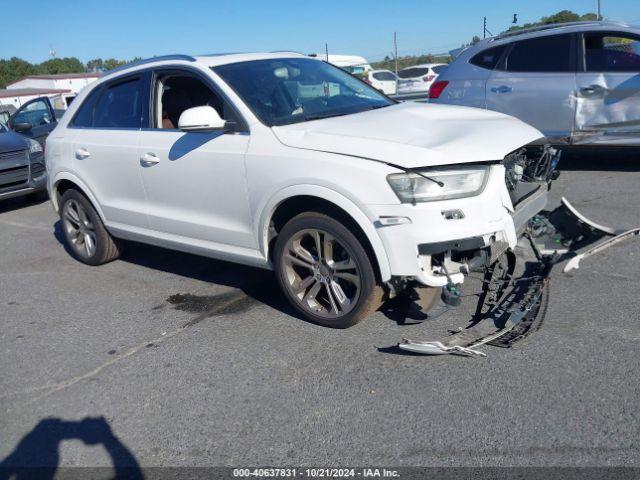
[[45, 53, 559, 329]]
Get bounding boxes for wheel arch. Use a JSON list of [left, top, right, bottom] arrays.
[[51, 172, 106, 222], [259, 186, 391, 282]]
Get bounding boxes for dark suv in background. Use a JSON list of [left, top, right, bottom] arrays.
[[0, 121, 47, 201]]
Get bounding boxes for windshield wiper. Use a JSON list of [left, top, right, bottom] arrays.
[[386, 162, 445, 187], [304, 112, 349, 121]]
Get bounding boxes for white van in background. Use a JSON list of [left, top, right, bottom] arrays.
[[314, 54, 373, 75]]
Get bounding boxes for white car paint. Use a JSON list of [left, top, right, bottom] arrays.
[[46, 52, 545, 289]]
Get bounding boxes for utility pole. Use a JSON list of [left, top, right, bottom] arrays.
[[393, 32, 398, 93], [325, 43, 329, 62], [483, 16, 487, 39], [596, 0, 601, 20]]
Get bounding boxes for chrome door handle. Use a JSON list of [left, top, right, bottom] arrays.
[[75, 148, 90, 160], [580, 85, 606, 96], [490, 85, 512, 94], [140, 152, 160, 167]]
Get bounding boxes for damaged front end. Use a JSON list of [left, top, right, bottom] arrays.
[[396, 145, 568, 356], [399, 176, 640, 356]]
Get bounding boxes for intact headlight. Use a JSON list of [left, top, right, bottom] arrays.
[[27, 139, 43, 156], [387, 166, 489, 203]]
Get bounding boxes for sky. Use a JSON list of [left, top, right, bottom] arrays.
[[2, 0, 639, 64]]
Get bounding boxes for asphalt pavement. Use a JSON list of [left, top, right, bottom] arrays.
[[1, 150, 639, 469]]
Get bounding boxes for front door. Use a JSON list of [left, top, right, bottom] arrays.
[[486, 33, 577, 141], [574, 31, 640, 145], [137, 69, 254, 250], [10, 97, 57, 145]]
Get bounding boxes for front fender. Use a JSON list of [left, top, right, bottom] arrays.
[[257, 184, 392, 281]]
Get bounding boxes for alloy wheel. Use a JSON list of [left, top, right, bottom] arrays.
[[282, 228, 362, 319], [62, 199, 97, 258]]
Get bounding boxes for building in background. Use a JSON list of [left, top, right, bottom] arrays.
[[0, 73, 100, 109]]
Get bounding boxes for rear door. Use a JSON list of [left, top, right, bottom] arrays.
[[574, 31, 640, 145], [486, 34, 577, 140], [10, 97, 57, 145], [68, 74, 148, 229]]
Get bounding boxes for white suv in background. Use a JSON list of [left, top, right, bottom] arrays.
[[365, 70, 398, 95], [46, 52, 553, 328], [397, 63, 447, 96]]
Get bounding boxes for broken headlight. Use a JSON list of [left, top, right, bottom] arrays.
[[387, 166, 489, 203]]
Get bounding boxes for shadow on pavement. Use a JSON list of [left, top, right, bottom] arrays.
[[53, 220, 299, 320], [0, 416, 143, 480], [0, 193, 49, 215]]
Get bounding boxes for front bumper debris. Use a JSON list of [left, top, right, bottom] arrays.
[[398, 196, 638, 357]]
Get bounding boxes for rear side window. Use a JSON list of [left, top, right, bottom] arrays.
[[93, 77, 143, 129], [372, 71, 396, 81], [70, 87, 101, 127], [584, 33, 640, 72], [398, 67, 430, 79], [470, 45, 507, 70], [506, 34, 574, 72]]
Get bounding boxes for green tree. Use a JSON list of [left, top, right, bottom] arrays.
[[0, 57, 38, 88], [37, 57, 86, 75], [505, 10, 597, 33], [86, 58, 104, 72]]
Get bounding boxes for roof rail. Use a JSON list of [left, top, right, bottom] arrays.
[[492, 21, 607, 41], [104, 54, 196, 76]]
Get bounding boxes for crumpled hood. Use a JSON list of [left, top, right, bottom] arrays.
[[272, 102, 544, 168]]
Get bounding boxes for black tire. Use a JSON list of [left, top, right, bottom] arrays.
[[274, 212, 383, 328], [59, 189, 121, 266]]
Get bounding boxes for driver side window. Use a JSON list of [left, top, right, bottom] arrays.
[[153, 72, 234, 129]]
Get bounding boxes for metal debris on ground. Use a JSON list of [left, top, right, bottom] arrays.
[[398, 197, 638, 357]]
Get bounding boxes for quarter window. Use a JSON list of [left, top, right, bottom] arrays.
[[506, 35, 574, 72], [70, 87, 101, 127], [470, 45, 507, 70], [93, 77, 143, 129], [584, 33, 640, 72]]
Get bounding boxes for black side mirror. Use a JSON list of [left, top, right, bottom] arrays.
[[13, 122, 32, 132]]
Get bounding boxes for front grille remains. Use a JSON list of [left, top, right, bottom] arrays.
[[0, 150, 29, 189], [0, 165, 29, 189]]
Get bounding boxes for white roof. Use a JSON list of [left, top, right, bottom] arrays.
[[193, 51, 307, 67], [97, 52, 312, 83]]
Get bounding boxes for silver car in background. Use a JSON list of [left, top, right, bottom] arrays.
[[429, 21, 640, 146]]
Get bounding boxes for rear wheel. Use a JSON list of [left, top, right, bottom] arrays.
[[274, 212, 383, 328], [59, 189, 121, 266]]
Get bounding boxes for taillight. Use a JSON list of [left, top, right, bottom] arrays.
[[363, 78, 372, 84], [429, 80, 449, 99], [423, 75, 435, 82]]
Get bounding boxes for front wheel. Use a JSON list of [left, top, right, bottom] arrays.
[[274, 212, 383, 328]]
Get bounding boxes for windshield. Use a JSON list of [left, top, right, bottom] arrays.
[[214, 58, 393, 127], [0, 121, 7, 133]]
